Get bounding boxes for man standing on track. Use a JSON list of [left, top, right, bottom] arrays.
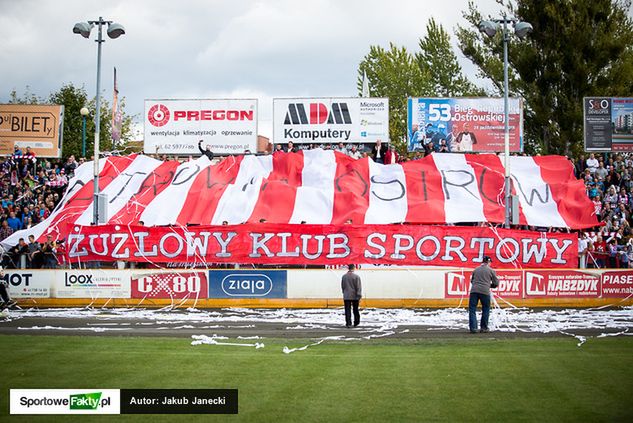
[[468, 256, 498, 333], [341, 264, 362, 328]]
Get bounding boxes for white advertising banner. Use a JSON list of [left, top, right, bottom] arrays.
[[273, 97, 389, 144], [3, 270, 51, 298], [53, 270, 131, 298], [144, 99, 258, 155]]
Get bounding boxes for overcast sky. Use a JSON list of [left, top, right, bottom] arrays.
[[1, 0, 503, 138]]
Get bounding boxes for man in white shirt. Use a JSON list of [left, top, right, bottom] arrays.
[[586, 154, 599, 173]]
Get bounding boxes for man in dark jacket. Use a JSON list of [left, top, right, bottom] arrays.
[[468, 256, 499, 333], [371, 140, 388, 164], [341, 264, 362, 328], [198, 140, 214, 160]]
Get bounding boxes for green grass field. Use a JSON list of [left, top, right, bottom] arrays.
[[1, 335, 632, 422]]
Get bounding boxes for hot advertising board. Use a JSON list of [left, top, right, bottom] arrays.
[[273, 97, 389, 144], [131, 271, 208, 299], [2, 270, 50, 298], [444, 270, 523, 298], [65, 224, 577, 269], [407, 97, 523, 153], [0, 104, 64, 157], [144, 99, 257, 155]]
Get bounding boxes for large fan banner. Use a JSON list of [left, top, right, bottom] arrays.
[[407, 97, 523, 153], [0, 151, 598, 251], [65, 224, 577, 268]]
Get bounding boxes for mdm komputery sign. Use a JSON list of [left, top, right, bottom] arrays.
[[273, 97, 389, 144]]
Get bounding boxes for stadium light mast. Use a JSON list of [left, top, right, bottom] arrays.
[[479, 17, 532, 228], [73, 17, 125, 225]]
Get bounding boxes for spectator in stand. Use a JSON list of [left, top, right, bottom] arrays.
[[586, 153, 599, 173], [336, 142, 347, 153], [595, 161, 608, 180], [64, 155, 78, 175], [286, 141, 297, 153], [578, 232, 589, 269], [27, 234, 40, 267], [347, 145, 362, 160], [198, 140, 214, 160], [274, 144, 284, 154], [371, 140, 387, 164], [384, 145, 399, 164], [6, 212, 22, 232], [575, 154, 586, 177]]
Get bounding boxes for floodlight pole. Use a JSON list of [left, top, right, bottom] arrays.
[[502, 19, 511, 228], [89, 17, 110, 225]]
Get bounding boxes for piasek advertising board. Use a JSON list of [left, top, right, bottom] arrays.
[[407, 97, 523, 153], [0, 104, 64, 157], [131, 271, 208, 299], [273, 97, 389, 144], [584, 97, 633, 152], [144, 99, 257, 155]]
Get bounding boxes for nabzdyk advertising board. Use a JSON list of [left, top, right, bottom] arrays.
[[144, 99, 258, 155], [273, 97, 389, 144]]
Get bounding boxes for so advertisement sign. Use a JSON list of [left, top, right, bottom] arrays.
[[131, 272, 208, 299], [273, 97, 389, 144], [144, 99, 257, 156], [407, 97, 523, 153]]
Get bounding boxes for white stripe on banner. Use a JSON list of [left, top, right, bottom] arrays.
[[76, 155, 163, 226], [508, 156, 566, 227], [433, 154, 485, 223], [141, 157, 212, 225], [212, 155, 273, 224], [364, 160, 408, 224], [290, 149, 336, 224]]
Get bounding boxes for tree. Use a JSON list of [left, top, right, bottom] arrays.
[[357, 20, 482, 153], [357, 43, 431, 151], [417, 18, 484, 97], [8, 83, 135, 159], [457, 0, 633, 155]]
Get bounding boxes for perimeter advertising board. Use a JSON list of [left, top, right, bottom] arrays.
[[584, 97, 633, 152], [53, 270, 131, 298], [131, 271, 208, 299], [144, 99, 257, 155], [2, 270, 50, 298], [0, 104, 64, 157], [407, 97, 523, 153], [273, 97, 389, 144]]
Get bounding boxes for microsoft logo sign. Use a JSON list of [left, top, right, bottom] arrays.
[[70, 392, 104, 410]]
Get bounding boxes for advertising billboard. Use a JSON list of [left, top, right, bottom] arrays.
[[144, 99, 257, 155], [584, 97, 633, 152], [208, 270, 287, 298], [407, 97, 523, 153], [53, 270, 131, 298], [0, 104, 64, 157], [273, 97, 389, 144]]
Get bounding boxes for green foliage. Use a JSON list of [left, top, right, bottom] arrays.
[[457, 0, 633, 155], [358, 21, 481, 155], [8, 83, 135, 159]]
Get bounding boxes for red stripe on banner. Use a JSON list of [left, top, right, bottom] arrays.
[[533, 155, 599, 229], [332, 153, 370, 224], [464, 154, 508, 224], [38, 155, 136, 242], [109, 160, 180, 225], [177, 155, 245, 225], [248, 151, 304, 223], [403, 156, 446, 223]]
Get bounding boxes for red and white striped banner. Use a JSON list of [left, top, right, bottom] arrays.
[[1, 151, 597, 249]]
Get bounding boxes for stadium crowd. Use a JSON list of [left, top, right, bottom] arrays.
[[0, 143, 629, 269]]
